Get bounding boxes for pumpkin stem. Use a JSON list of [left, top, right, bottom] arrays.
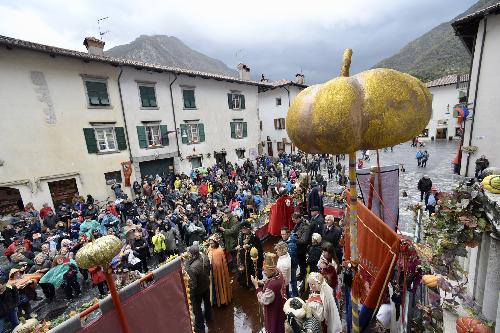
[[340, 48, 353, 77]]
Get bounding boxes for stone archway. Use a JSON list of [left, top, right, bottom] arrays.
[[0, 187, 23, 215]]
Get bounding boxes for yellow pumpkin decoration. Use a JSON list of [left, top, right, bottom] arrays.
[[422, 274, 439, 288], [75, 235, 122, 269], [286, 68, 432, 154], [481, 175, 500, 194]]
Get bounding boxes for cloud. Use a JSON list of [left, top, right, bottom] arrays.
[[0, 0, 478, 83]]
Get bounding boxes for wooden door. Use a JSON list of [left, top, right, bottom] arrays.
[[48, 178, 79, 207], [267, 142, 273, 156]]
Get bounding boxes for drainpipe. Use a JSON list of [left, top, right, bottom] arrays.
[[169, 73, 180, 157], [458, 28, 478, 174], [465, 16, 487, 177], [282, 86, 291, 106], [117, 67, 133, 161]]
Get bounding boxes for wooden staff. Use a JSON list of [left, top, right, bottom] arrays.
[[341, 48, 361, 333]]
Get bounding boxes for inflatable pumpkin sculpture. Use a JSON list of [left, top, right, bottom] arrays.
[[286, 49, 432, 333]]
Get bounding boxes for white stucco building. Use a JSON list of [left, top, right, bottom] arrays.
[[258, 76, 306, 156], [423, 74, 469, 141], [0, 35, 269, 212], [451, 2, 500, 326], [119, 63, 261, 180], [0, 36, 134, 210]]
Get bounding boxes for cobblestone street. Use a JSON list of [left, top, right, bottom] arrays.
[[325, 140, 462, 234]]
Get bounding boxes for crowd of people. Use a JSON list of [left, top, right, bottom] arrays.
[[0, 152, 350, 333]]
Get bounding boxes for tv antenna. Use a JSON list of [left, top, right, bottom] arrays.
[[97, 17, 110, 40], [235, 49, 245, 63]]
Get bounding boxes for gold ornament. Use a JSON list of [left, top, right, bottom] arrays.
[[75, 235, 122, 269], [250, 246, 259, 260], [286, 68, 432, 154]]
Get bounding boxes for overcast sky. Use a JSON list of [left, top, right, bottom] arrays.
[[0, 0, 477, 83]]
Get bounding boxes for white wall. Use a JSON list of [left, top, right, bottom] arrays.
[[426, 84, 465, 141], [461, 15, 500, 176], [0, 47, 133, 208], [258, 84, 303, 155], [171, 76, 260, 173]]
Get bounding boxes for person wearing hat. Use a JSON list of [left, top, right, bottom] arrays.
[[309, 206, 324, 238], [218, 208, 240, 271], [236, 221, 263, 288], [185, 243, 212, 332], [251, 252, 286, 333], [207, 234, 232, 307], [0, 269, 20, 332]]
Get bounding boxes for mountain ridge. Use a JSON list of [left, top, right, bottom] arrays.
[[105, 35, 238, 77], [373, 0, 499, 81]]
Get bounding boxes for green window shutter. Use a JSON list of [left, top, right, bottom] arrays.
[[180, 124, 188, 144], [160, 125, 169, 146], [227, 93, 233, 109], [85, 81, 109, 106], [83, 128, 98, 154], [240, 94, 245, 109], [183, 90, 196, 108], [139, 86, 157, 107], [115, 127, 127, 150], [198, 123, 205, 142], [243, 122, 248, 138], [230, 122, 236, 138], [136, 126, 147, 149]]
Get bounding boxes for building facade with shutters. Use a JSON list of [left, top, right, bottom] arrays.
[[0, 42, 133, 210], [257, 79, 306, 157], [422, 74, 469, 141], [119, 66, 261, 178]]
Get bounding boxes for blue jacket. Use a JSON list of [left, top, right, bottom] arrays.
[[286, 233, 298, 266]]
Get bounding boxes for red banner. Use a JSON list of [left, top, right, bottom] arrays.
[[344, 195, 400, 310]]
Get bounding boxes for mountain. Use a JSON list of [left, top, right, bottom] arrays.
[[373, 0, 499, 81], [105, 35, 238, 77]]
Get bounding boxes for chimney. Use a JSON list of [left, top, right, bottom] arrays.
[[295, 73, 305, 85], [83, 37, 105, 56], [237, 63, 251, 81]]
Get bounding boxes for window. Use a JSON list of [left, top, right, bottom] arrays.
[[260, 121, 263, 130], [95, 127, 117, 152], [227, 93, 245, 110], [191, 157, 202, 169], [236, 149, 245, 159], [84, 79, 110, 107], [230, 121, 248, 139], [180, 123, 205, 144], [146, 125, 162, 146], [277, 141, 285, 152], [139, 85, 157, 108], [183, 89, 196, 109], [83, 127, 127, 154], [455, 127, 463, 137], [420, 128, 429, 138], [274, 118, 286, 130], [104, 171, 122, 184], [136, 125, 169, 148], [276, 97, 282, 106]]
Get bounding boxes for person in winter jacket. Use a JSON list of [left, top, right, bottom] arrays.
[[152, 228, 167, 263], [132, 233, 149, 273], [185, 243, 212, 331], [88, 266, 107, 296], [417, 175, 433, 203], [307, 233, 323, 273], [0, 270, 20, 332]]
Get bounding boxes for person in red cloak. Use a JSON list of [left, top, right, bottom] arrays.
[[268, 190, 294, 236]]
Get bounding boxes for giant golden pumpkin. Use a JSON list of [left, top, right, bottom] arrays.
[[286, 68, 432, 154], [75, 235, 122, 269]]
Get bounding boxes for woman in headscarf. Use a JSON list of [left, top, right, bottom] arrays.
[[307, 272, 342, 333], [207, 234, 232, 307]]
